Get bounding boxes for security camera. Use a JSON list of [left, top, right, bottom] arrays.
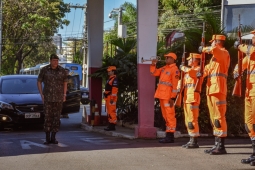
[[108, 13, 112, 18]]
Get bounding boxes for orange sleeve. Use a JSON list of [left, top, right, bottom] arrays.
[[111, 87, 118, 100], [180, 66, 191, 73], [171, 67, 180, 98], [150, 65, 162, 76], [202, 46, 214, 54]]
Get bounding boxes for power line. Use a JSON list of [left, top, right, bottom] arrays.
[[77, 8, 83, 38], [71, 9, 76, 37]]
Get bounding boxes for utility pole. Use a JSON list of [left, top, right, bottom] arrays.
[[109, 7, 127, 38], [66, 4, 87, 86], [0, 0, 3, 73], [82, 4, 88, 87]]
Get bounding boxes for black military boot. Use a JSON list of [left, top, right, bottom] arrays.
[[210, 137, 227, 155], [44, 132, 50, 145], [50, 132, 58, 144], [104, 123, 116, 131], [241, 140, 255, 165], [182, 137, 199, 149], [204, 136, 218, 154], [182, 137, 191, 148], [159, 132, 174, 143]]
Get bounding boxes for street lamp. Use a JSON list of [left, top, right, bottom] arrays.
[[108, 7, 127, 38]]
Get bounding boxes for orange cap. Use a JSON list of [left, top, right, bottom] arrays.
[[250, 30, 255, 34], [107, 66, 116, 71], [186, 53, 201, 60], [164, 52, 177, 60], [209, 34, 226, 42]]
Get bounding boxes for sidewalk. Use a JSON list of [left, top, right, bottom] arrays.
[[80, 105, 212, 139]]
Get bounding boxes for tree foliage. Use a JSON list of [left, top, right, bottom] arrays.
[[2, 0, 70, 74]]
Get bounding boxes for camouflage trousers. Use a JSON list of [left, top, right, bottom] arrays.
[[44, 102, 63, 132]]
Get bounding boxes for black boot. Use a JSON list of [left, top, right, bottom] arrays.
[[204, 137, 218, 154], [210, 137, 227, 155], [44, 132, 50, 145], [241, 140, 255, 164], [159, 132, 174, 143], [182, 137, 199, 149], [182, 137, 191, 148], [104, 123, 116, 131], [50, 132, 58, 144]]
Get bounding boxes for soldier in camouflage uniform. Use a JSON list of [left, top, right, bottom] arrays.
[[37, 54, 68, 144]]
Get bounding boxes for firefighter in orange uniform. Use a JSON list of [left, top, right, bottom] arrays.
[[234, 30, 255, 166], [150, 52, 179, 143], [198, 35, 230, 155], [179, 53, 201, 148], [103, 66, 118, 131]]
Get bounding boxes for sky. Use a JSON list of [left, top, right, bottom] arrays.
[[57, 0, 136, 40]]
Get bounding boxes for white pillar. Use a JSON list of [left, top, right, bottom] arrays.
[[135, 0, 158, 138], [86, 0, 104, 116]]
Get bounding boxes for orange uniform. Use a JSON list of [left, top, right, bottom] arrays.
[[180, 65, 200, 137], [104, 75, 118, 124], [202, 44, 230, 137], [150, 62, 179, 133], [234, 44, 255, 140], [104, 66, 118, 128]]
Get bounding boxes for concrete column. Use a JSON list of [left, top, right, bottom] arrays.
[[135, 0, 158, 138], [87, 0, 104, 114]]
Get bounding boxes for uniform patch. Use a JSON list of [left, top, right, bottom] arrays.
[[175, 75, 179, 79], [176, 70, 179, 74]]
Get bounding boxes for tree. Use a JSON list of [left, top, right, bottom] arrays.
[[2, 0, 70, 74]]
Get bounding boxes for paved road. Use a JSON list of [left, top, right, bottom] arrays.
[[0, 106, 254, 170]]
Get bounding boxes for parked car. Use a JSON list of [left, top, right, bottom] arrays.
[[80, 86, 90, 105], [63, 75, 81, 114], [0, 75, 81, 129]]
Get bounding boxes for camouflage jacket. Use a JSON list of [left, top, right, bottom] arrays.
[[38, 64, 68, 102]]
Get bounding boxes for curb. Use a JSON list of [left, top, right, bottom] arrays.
[[80, 123, 137, 139]]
